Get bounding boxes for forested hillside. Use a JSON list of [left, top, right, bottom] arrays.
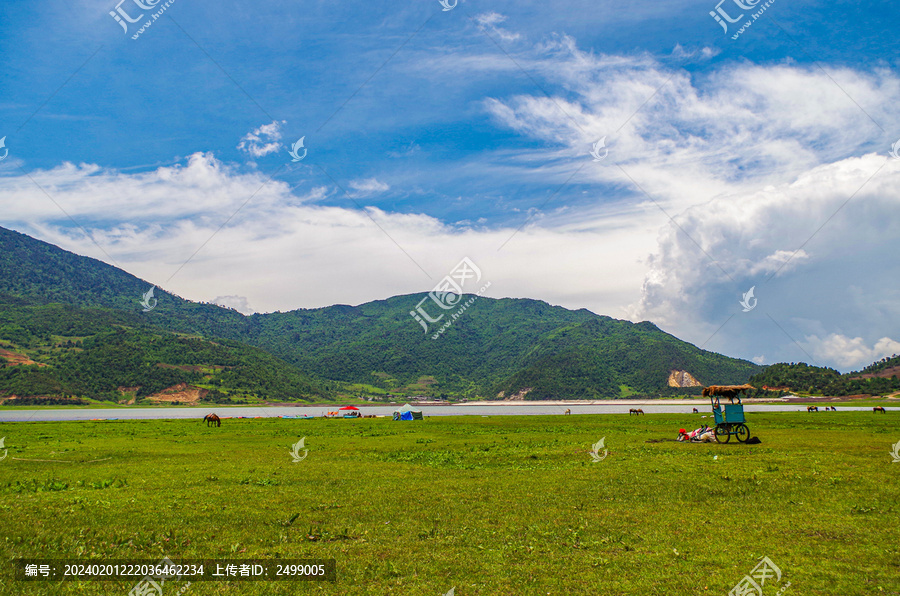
[[490, 318, 761, 399], [1, 225, 764, 400], [0, 295, 331, 403], [855, 354, 900, 377], [749, 361, 900, 397]]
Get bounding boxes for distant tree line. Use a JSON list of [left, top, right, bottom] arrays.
[[749, 361, 900, 396]]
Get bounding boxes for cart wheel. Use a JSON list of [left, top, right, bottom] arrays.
[[735, 424, 750, 443], [715, 425, 731, 444]]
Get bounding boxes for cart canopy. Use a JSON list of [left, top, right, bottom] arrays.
[[702, 384, 754, 399]]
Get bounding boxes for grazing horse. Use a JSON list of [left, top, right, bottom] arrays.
[[807, 406, 818, 412], [564, 409, 571, 415], [874, 406, 886, 414], [629, 408, 644, 415], [203, 413, 221, 427], [692, 408, 699, 413], [831, 406, 837, 411]]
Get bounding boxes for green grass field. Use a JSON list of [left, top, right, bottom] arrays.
[[1, 412, 899, 595]]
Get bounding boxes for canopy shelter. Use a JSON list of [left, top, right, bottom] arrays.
[[393, 403, 423, 421], [339, 405, 361, 417], [702, 384, 755, 404]]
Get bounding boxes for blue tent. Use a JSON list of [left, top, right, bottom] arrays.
[[392, 404, 423, 421]]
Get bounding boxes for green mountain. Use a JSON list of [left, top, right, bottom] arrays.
[[0, 294, 331, 404], [0, 225, 762, 400], [242, 295, 762, 399], [749, 359, 900, 397]]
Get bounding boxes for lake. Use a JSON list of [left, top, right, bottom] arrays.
[[1, 403, 893, 422]]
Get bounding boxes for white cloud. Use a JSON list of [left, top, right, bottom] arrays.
[[804, 334, 900, 370], [237, 121, 284, 157], [467, 40, 900, 371], [348, 178, 390, 195], [0, 153, 292, 224], [481, 42, 900, 217], [212, 295, 255, 315], [672, 44, 720, 60], [0, 152, 646, 320], [474, 12, 521, 42], [626, 154, 900, 371]]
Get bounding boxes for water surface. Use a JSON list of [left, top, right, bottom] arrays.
[[1, 404, 892, 422]]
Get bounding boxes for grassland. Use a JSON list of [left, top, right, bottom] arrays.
[[1, 412, 899, 595]]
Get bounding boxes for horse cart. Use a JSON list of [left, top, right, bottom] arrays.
[[702, 384, 754, 443]]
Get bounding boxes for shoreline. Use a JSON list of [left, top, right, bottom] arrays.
[[4, 394, 897, 412], [456, 397, 793, 406]]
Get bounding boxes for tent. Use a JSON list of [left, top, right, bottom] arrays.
[[339, 405, 361, 418], [393, 403, 423, 421]]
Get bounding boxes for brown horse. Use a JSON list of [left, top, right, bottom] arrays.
[[564, 409, 571, 415], [629, 408, 644, 415], [203, 413, 221, 427], [807, 406, 818, 412], [874, 406, 886, 414], [692, 408, 699, 413]]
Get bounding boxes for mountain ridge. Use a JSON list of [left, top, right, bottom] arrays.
[[0, 225, 762, 400]]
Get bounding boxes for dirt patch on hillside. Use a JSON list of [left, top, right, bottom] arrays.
[[668, 370, 701, 387], [851, 365, 900, 380], [117, 387, 141, 405], [0, 348, 47, 367], [498, 387, 532, 401], [145, 383, 208, 404]]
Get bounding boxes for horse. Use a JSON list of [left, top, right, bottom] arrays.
[[564, 409, 571, 415], [629, 408, 644, 415], [874, 406, 886, 414], [807, 406, 818, 412], [831, 406, 837, 411], [692, 408, 699, 413], [203, 413, 221, 427]]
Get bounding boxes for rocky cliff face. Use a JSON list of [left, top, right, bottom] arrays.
[[668, 370, 701, 387]]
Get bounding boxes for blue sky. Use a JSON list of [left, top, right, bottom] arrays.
[[2, 0, 900, 371]]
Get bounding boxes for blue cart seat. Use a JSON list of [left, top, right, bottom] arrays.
[[712, 405, 724, 425], [712, 404, 746, 424], [724, 404, 745, 423]]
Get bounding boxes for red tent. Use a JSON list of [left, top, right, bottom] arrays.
[[339, 406, 360, 411]]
